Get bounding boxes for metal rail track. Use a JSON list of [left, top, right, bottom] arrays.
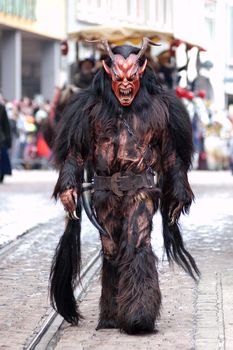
[[25, 250, 101, 350], [0, 217, 62, 260]]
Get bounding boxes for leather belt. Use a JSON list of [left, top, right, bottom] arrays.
[[94, 171, 156, 197]]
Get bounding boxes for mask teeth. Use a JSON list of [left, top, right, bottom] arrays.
[[119, 88, 132, 96]]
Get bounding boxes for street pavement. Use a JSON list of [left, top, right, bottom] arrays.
[[0, 170, 100, 349], [0, 170, 233, 349]]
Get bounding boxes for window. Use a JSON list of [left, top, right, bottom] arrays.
[[75, 0, 173, 28], [229, 6, 233, 61]]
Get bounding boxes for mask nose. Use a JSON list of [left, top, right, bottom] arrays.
[[122, 77, 129, 86]]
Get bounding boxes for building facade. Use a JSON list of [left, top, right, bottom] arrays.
[[0, 0, 66, 101], [66, 0, 175, 65], [222, 0, 233, 107], [1, 0, 231, 109], [202, 0, 233, 109], [66, 0, 209, 85], [74, 0, 173, 30], [67, 0, 233, 110]]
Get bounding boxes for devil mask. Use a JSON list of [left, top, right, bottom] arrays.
[[103, 53, 147, 106], [97, 38, 159, 106]]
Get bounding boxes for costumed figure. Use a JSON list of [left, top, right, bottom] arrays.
[[50, 38, 200, 335]]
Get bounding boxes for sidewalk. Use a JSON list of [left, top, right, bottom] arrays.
[[0, 169, 62, 246]]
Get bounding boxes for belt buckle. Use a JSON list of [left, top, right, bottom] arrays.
[[111, 172, 124, 197]]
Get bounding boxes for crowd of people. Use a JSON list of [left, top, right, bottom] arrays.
[[1, 52, 233, 183], [0, 95, 52, 182]]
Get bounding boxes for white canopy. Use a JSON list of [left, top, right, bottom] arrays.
[[68, 25, 173, 45]]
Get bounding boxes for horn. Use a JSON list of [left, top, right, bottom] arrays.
[[136, 37, 161, 61], [85, 38, 115, 62]]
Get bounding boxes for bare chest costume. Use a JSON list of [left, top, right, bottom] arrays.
[[50, 39, 199, 335]]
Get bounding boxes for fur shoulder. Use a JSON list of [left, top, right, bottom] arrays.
[[166, 91, 194, 170], [52, 89, 96, 168]]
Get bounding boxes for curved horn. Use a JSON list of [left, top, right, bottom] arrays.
[[85, 38, 115, 62], [136, 37, 161, 61]]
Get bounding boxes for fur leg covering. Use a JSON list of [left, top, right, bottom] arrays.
[[50, 201, 82, 324], [96, 258, 118, 330], [117, 244, 161, 334]]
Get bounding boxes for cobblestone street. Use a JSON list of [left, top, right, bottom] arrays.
[[0, 170, 100, 349], [0, 170, 233, 349]]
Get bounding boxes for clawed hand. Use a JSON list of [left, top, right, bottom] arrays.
[[60, 188, 79, 220], [168, 201, 184, 226]]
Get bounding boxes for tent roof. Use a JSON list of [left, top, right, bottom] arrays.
[[68, 25, 206, 51], [68, 25, 173, 45]]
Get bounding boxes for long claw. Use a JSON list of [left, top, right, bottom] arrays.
[[168, 216, 176, 226], [73, 192, 78, 206], [66, 212, 72, 220], [66, 211, 79, 220], [72, 210, 80, 220]]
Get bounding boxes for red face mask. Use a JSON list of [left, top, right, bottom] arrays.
[[102, 54, 147, 106]]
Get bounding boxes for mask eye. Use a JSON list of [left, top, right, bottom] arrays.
[[115, 75, 122, 81], [112, 68, 122, 81], [129, 73, 136, 81]]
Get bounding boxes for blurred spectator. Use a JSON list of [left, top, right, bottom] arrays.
[[5, 102, 19, 166], [157, 51, 175, 89], [0, 94, 68, 170], [156, 50, 187, 89], [34, 104, 48, 128], [73, 58, 95, 89], [15, 111, 27, 164], [0, 103, 12, 183], [192, 75, 214, 103], [42, 84, 78, 150], [0, 92, 5, 104], [34, 104, 51, 161], [192, 60, 214, 103], [229, 134, 233, 175], [23, 115, 38, 168], [20, 96, 34, 116], [228, 106, 233, 174]]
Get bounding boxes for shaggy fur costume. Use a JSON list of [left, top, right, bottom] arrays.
[[50, 44, 199, 335]]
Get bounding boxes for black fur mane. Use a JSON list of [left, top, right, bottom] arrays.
[[53, 45, 172, 168]]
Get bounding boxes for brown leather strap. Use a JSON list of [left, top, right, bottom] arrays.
[[94, 171, 156, 197]]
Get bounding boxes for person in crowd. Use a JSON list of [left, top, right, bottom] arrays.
[[5, 102, 19, 167], [229, 133, 233, 175], [228, 108, 233, 174], [20, 96, 34, 116], [0, 103, 12, 183], [156, 50, 188, 90], [15, 108, 27, 165], [41, 85, 78, 150], [73, 58, 96, 89], [34, 104, 51, 164]]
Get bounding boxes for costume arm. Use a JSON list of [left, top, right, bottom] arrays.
[[53, 153, 84, 214], [159, 95, 194, 224], [51, 92, 90, 214]]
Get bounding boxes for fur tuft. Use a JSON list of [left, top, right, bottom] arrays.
[[49, 201, 83, 324], [161, 208, 200, 280]]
